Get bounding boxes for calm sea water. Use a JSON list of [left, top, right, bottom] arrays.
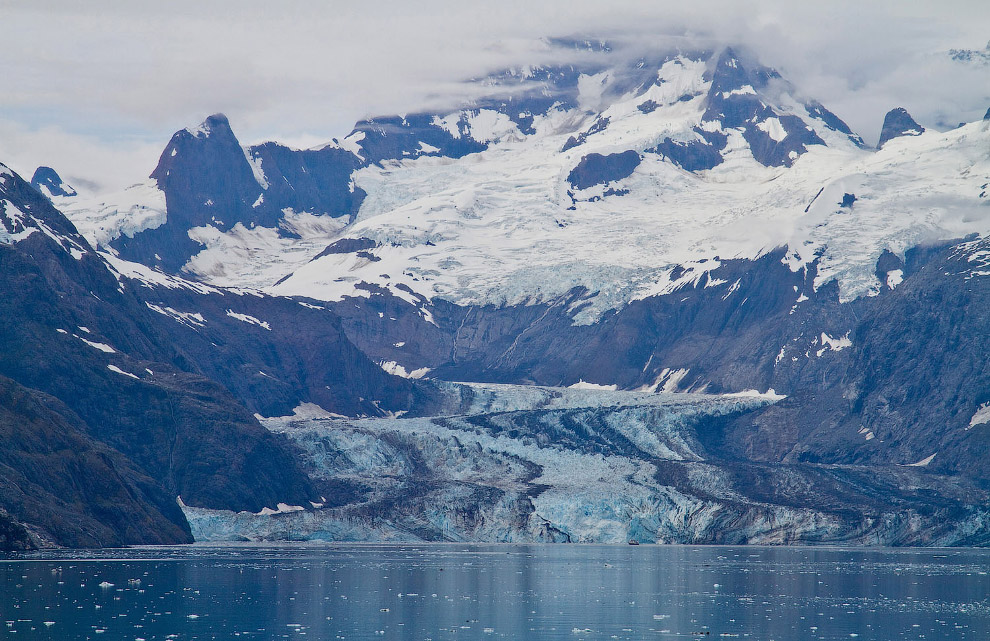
[[1, 544, 989, 640]]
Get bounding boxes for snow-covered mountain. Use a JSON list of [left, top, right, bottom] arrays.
[[8, 39, 990, 548], [59, 45, 989, 324]]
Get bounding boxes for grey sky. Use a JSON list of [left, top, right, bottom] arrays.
[[1, 0, 988, 191]]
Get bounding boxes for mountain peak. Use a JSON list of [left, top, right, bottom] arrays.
[[30, 166, 77, 199], [184, 113, 233, 139], [878, 107, 924, 148]]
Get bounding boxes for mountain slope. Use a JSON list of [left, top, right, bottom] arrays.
[[0, 161, 383, 546]]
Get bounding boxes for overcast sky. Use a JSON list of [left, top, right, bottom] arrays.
[[1, 0, 988, 192]]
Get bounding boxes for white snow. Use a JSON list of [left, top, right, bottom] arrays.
[[264, 70, 990, 323], [102, 253, 221, 294], [182, 211, 349, 290], [886, 269, 904, 289], [466, 109, 521, 144], [906, 453, 937, 467], [756, 117, 788, 142], [644, 368, 691, 393], [379, 360, 431, 379], [54, 180, 167, 248], [255, 503, 306, 516], [54, 52, 990, 329], [146, 303, 207, 328], [816, 332, 852, 357], [244, 148, 269, 189], [569, 380, 618, 391], [107, 364, 139, 379], [334, 130, 366, 158], [225, 310, 271, 330], [0, 198, 39, 244], [725, 388, 786, 401], [969, 403, 990, 429], [77, 335, 116, 353]]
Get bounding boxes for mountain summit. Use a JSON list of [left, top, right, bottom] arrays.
[[877, 106, 925, 148], [30, 166, 76, 199]]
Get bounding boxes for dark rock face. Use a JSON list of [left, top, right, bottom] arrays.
[[113, 114, 363, 272], [567, 151, 641, 189], [0, 375, 192, 547], [561, 117, 611, 152], [135, 284, 434, 419], [247, 142, 365, 220], [637, 100, 659, 114], [0, 509, 33, 552], [311, 237, 378, 261], [331, 249, 844, 397], [30, 166, 76, 198], [114, 113, 263, 271], [877, 107, 925, 148], [651, 137, 724, 171], [700, 49, 826, 167], [351, 114, 488, 164], [0, 163, 334, 544]]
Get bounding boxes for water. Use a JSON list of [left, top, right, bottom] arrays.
[[2, 544, 989, 640]]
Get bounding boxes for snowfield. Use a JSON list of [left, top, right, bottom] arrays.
[[273, 114, 990, 322]]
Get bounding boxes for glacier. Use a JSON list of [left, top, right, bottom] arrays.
[[182, 383, 990, 546]]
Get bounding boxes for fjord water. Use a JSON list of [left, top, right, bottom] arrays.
[[2, 545, 989, 640]]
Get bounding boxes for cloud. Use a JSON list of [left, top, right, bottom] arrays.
[[1, 0, 988, 189], [0, 120, 165, 193]]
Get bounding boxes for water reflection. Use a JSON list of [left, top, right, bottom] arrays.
[[1, 544, 988, 639]]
